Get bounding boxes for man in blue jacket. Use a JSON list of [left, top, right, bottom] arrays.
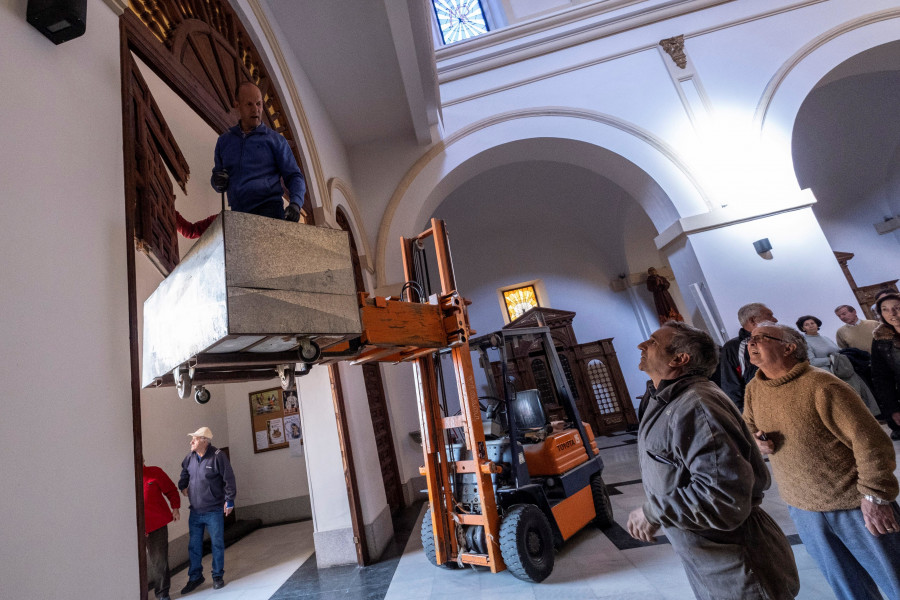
[[211, 81, 306, 222], [178, 427, 237, 594]]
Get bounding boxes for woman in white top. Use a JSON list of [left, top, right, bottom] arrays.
[[796, 314, 840, 371]]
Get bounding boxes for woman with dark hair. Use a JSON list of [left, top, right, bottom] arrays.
[[796, 315, 840, 372], [871, 292, 900, 440]]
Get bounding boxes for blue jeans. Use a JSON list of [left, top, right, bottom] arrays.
[[790, 504, 900, 600], [188, 510, 225, 580]]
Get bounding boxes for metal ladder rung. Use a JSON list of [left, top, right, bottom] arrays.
[[442, 415, 465, 429], [458, 553, 491, 567], [453, 513, 485, 526]]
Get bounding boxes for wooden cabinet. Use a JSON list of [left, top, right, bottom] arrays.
[[497, 307, 637, 436]]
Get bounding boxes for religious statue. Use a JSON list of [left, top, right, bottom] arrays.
[[645, 267, 684, 326]]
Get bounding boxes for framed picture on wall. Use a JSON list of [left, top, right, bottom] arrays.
[[283, 390, 299, 414], [249, 387, 290, 453], [284, 414, 302, 443]]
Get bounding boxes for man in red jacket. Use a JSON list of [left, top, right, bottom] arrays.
[[143, 461, 181, 600]]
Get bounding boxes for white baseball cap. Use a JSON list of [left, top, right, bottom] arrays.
[[188, 426, 213, 439]]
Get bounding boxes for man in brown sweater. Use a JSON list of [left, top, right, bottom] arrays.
[[744, 322, 900, 600]]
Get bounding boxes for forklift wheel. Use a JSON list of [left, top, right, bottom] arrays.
[[421, 508, 459, 569], [499, 504, 554, 583], [590, 474, 614, 529]]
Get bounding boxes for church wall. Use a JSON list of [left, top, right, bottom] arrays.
[[0, 1, 139, 598], [687, 208, 852, 341], [431, 161, 659, 405]]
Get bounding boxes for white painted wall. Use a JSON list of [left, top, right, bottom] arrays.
[[299, 366, 352, 532], [689, 208, 854, 341], [431, 160, 657, 403], [223, 378, 309, 509], [0, 1, 137, 598]]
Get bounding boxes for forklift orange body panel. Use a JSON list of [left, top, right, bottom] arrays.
[[523, 423, 600, 476], [550, 486, 596, 541]]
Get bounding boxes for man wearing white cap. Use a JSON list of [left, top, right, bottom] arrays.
[[178, 427, 236, 594]]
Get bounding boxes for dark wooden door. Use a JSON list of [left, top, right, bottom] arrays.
[[362, 363, 404, 510], [336, 208, 404, 511]]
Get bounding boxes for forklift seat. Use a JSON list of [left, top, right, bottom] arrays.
[[512, 389, 548, 432]]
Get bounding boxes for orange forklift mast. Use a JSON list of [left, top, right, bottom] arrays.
[[343, 219, 507, 572], [343, 219, 613, 582], [144, 215, 612, 581]]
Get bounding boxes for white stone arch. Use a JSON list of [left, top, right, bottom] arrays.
[[328, 177, 375, 274], [755, 8, 900, 156], [375, 108, 713, 286]]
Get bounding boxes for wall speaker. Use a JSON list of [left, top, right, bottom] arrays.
[[27, 0, 87, 45]]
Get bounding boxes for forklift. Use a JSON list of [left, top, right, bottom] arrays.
[[142, 215, 612, 582], [418, 326, 614, 582], [393, 225, 614, 583]]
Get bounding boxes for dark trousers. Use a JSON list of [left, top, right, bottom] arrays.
[[146, 525, 170, 599], [247, 201, 285, 220]]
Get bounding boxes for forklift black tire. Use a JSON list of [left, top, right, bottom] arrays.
[[499, 504, 555, 583], [421, 508, 459, 569], [590, 474, 614, 529]]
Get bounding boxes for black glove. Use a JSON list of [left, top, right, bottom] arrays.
[[211, 170, 229, 193], [285, 203, 301, 222]]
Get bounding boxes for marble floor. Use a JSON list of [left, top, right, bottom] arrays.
[[171, 430, 900, 600]]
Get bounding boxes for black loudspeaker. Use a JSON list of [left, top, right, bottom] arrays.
[[27, 0, 87, 45]]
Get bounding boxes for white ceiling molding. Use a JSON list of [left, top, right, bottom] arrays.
[[653, 189, 816, 250], [440, 0, 827, 104], [754, 7, 900, 130], [435, 0, 735, 82], [384, 0, 442, 145], [374, 106, 711, 286]]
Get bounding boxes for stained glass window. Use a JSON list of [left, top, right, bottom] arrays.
[[503, 285, 539, 321], [432, 0, 489, 45]]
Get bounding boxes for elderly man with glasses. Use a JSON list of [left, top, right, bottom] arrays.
[[744, 322, 900, 600]]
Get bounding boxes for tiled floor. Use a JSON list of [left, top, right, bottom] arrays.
[[172, 430, 900, 600]]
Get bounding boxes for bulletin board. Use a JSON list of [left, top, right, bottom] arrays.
[[249, 387, 302, 453]]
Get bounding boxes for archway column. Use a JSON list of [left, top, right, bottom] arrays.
[[297, 363, 393, 567], [659, 204, 853, 342]]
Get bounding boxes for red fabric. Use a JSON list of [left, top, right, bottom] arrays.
[[175, 212, 218, 239], [143, 465, 181, 534]]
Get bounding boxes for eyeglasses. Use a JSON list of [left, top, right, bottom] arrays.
[[748, 334, 784, 344]]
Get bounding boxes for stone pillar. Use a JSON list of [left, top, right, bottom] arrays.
[[297, 362, 394, 567]]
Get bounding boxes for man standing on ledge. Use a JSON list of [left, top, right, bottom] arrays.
[[179, 427, 236, 595], [211, 81, 306, 222]]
